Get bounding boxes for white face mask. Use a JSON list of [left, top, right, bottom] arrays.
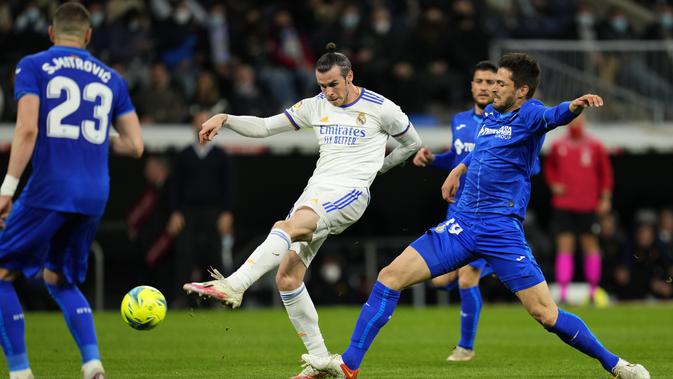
[[576, 13, 594, 27], [90, 12, 104, 27], [174, 8, 191, 25], [341, 14, 360, 29], [374, 20, 391, 34], [320, 262, 342, 284]]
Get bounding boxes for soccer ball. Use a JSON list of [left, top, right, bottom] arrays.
[[120, 285, 167, 331]]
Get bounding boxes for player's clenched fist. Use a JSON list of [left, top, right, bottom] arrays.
[[569, 94, 604, 113], [199, 113, 228, 143], [412, 147, 435, 167]]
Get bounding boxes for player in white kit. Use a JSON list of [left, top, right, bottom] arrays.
[[183, 43, 421, 379]]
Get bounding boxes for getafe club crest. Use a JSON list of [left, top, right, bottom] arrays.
[[356, 112, 366, 126]]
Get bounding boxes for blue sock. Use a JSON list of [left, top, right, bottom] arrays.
[[547, 308, 619, 372], [342, 281, 400, 370], [0, 280, 30, 372], [457, 286, 482, 350], [46, 283, 100, 363]]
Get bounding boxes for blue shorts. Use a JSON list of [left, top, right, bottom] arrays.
[[0, 201, 100, 284], [411, 212, 544, 293]]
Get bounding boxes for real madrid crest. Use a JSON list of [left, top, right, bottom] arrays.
[[356, 112, 366, 126]]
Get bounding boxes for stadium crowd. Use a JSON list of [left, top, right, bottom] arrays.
[[0, 0, 672, 305], [1, 0, 673, 122]]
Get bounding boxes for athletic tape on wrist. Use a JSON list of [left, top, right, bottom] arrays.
[[0, 175, 19, 197]]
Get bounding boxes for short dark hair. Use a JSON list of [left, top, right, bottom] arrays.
[[498, 53, 540, 99], [472, 61, 497, 76], [53, 2, 90, 37], [315, 42, 352, 77]]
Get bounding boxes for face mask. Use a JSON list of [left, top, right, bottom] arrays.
[[210, 14, 224, 27], [374, 20, 391, 34], [576, 13, 594, 27], [91, 12, 104, 27], [342, 14, 360, 29], [661, 14, 673, 29], [174, 9, 191, 25], [25, 8, 41, 22], [611, 17, 628, 33]]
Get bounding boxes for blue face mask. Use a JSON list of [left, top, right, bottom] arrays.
[[611, 17, 628, 33], [90, 12, 104, 27], [576, 13, 594, 27], [661, 14, 673, 29], [342, 14, 360, 29]]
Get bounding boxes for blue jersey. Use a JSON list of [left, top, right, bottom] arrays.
[[13, 45, 134, 216], [431, 109, 481, 216], [456, 99, 576, 220]]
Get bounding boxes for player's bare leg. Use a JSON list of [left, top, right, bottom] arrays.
[[555, 232, 575, 303], [184, 208, 319, 307], [430, 270, 457, 288], [516, 282, 649, 378]]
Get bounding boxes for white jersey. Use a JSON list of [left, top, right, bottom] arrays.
[[283, 88, 411, 188]]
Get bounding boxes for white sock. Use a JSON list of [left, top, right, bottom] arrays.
[[82, 359, 104, 379], [228, 228, 291, 292], [9, 368, 33, 379], [280, 283, 329, 358]]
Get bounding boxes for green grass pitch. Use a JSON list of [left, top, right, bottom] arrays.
[[4, 304, 672, 378]]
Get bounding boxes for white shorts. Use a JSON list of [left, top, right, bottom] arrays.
[[287, 183, 370, 267]]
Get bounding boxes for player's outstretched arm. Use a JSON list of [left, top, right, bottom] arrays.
[[379, 125, 422, 174], [198, 113, 295, 144], [569, 94, 604, 114], [111, 111, 144, 158], [0, 94, 40, 226]]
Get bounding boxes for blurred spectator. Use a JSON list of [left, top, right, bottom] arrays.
[[355, 7, 404, 94], [207, 4, 232, 71], [642, 3, 673, 100], [261, 9, 315, 108], [168, 112, 235, 308], [447, 0, 491, 91], [598, 8, 637, 40], [598, 7, 673, 99], [642, 3, 673, 40], [564, 3, 611, 84], [402, 7, 457, 110], [658, 208, 673, 252], [614, 217, 673, 299], [545, 116, 613, 303], [325, 3, 364, 57], [597, 211, 629, 296], [189, 70, 227, 116], [135, 63, 187, 124], [126, 156, 175, 296], [228, 64, 272, 116]]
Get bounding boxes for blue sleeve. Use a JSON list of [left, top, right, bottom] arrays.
[[531, 157, 541, 176], [460, 152, 472, 167], [526, 101, 577, 135], [113, 76, 135, 119], [430, 115, 458, 170], [14, 57, 41, 100], [431, 150, 456, 171]]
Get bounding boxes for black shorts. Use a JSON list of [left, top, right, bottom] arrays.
[[552, 209, 599, 235]]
